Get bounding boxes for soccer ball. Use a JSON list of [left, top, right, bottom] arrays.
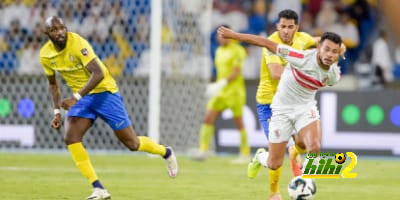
[[335, 153, 346, 164], [288, 176, 316, 200]]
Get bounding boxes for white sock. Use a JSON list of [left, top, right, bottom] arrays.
[[257, 152, 269, 168]]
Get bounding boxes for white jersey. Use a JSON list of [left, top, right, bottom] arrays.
[[271, 44, 341, 110]]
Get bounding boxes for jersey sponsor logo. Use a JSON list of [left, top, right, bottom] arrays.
[[310, 109, 317, 118], [69, 53, 75, 62], [278, 47, 289, 57], [274, 129, 280, 138], [81, 48, 88, 56], [115, 120, 125, 128]]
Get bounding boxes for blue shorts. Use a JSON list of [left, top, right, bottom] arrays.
[[256, 103, 272, 139], [67, 92, 132, 131]]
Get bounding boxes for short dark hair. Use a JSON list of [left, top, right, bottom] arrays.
[[220, 24, 231, 29], [320, 32, 342, 45], [278, 9, 298, 24]]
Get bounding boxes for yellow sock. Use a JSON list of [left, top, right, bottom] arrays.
[[269, 167, 282, 194], [239, 129, 250, 156], [199, 124, 214, 151], [68, 142, 98, 183], [138, 136, 167, 156], [290, 144, 306, 158]]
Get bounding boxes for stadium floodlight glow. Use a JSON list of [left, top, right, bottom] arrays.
[[18, 98, 35, 118], [0, 98, 12, 117], [341, 104, 360, 125], [366, 105, 384, 126], [390, 105, 400, 127]]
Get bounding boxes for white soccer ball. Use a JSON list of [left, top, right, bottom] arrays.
[[288, 176, 316, 200]]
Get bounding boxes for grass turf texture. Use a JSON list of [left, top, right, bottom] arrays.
[[0, 153, 399, 199]]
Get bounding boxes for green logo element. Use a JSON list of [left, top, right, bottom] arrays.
[[342, 104, 360, 125], [0, 98, 12, 117], [304, 151, 343, 175], [366, 105, 384, 125], [303, 152, 358, 179]]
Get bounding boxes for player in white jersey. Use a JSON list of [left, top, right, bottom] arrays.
[[218, 26, 342, 200]]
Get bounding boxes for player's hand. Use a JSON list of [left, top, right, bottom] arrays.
[[217, 26, 236, 39], [61, 97, 77, 110], [340, 44, 347, 60], [51, 113, 61, 129], [205, 79, 228, 98]]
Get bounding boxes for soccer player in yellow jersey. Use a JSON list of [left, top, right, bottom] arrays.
[[245, 10, 345, 200], [246, 9, 316, 198], [39, 16, 178, 200], [191, 25, 250, 163]]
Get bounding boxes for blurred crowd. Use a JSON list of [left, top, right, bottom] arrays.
[[0, 0, 149, 76], [210, 0, 400, 88], [1, 0, 400, 89]]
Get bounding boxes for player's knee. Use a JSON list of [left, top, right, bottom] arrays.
[[267, 158, 283, 170], [64, 135, 80, 145], [126, 139, 140, 151], [307, 142, 320, 154]]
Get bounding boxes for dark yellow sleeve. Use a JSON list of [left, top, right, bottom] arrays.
[[75, 35, 98, 66], [301, 32, 317, 49], [264, 48, 283, 65], [39, 57, 55, 76]]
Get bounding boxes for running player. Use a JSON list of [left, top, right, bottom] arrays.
[[191, 25, 250, 163], [218, 26, 342, 200], [249, 9, 317, 178], [40, 16, 178, 200]]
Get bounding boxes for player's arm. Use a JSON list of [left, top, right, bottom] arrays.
[[263, 49, 285, 80], [204, 65, 240, 98], [46, 74, 62, 129], [47, 74, 61, 110], [60, 58, 104, 110], [218, 26, 278, 54], [218, 27, 306, 67], [77, 59, 104, 97], [40, 58, 62, 129], [226, 66, 240, 82], [268, 63, 284, 80]]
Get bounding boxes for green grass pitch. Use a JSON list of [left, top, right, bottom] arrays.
[[0, 152, 399, 199]]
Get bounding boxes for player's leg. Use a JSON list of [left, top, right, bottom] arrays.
[[199, 109, 220, 153], [256, 103, 272, 140], [247, 104, 271, 178], [94, 92, 178, 178], [296, 120, 322, 169], [113, 125, 178, 178], [267, 141, 288, 200], [231, 115, 250, 163], [231, 101, 250, 163], [265, 112, 293, 200], [294, 106, 322, 170], [288, 134, 306, 176], [192, 96, 222, 160], [64, 116, 110, 200]]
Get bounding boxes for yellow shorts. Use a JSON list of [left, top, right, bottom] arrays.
[[206, 94, 245, 117]]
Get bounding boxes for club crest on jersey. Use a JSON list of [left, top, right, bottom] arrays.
[[278, 47, 289, 57], [81, 48, 88, 56], [274, 129, 281, 138]]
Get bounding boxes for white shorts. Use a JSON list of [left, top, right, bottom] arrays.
[[268, 105, 320, 143]]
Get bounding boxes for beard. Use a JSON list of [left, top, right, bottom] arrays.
[[50, 35, 67, 50]]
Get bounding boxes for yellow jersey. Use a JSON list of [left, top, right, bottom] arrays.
[[256, 31, 316, 104], [214, 42, 247, 98], [39, 32, 118, 94]]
